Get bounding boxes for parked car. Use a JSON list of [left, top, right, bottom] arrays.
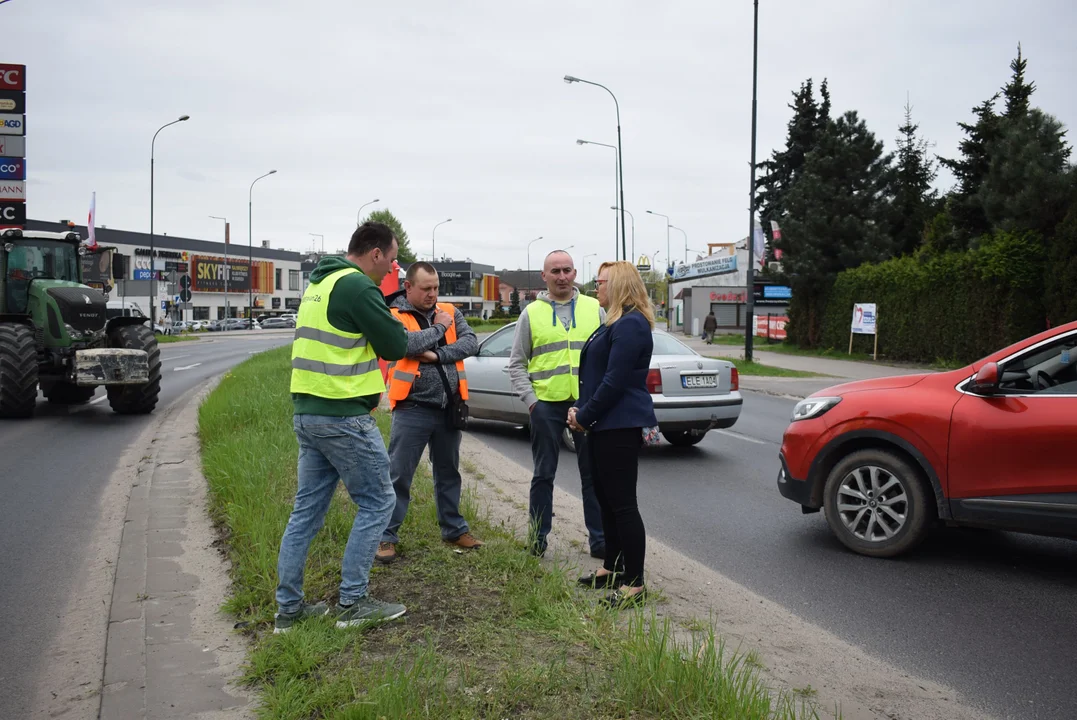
[[259, 317, 293, 329], [777, 321, 1077, 558], [463, 322, 742, 450], [152, 320, 173, 335]]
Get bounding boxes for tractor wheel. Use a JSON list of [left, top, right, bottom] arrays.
[[0, 322, 39, 419], [106, 324, 162, 415], [43, 381, 96, 405]]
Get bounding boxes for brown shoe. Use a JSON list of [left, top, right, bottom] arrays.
[[374, 542, 397, 564], [445, 533, 484, 550]]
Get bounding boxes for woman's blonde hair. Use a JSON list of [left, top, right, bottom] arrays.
[[598, 261, 655, 329]]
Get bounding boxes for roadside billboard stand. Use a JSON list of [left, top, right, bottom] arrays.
[[849, 303, 879, 360]]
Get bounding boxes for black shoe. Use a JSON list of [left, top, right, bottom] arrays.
[[600, 587, 647, 609], [589, 544, 606, 560], [577, 571, 620, 589]]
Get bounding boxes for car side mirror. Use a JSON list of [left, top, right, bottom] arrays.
[[968, 362, 1000, 396]]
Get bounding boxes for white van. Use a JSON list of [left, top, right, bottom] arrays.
[[105, 300, 147, 320]]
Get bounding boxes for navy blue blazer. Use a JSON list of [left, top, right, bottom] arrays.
[[574, 308, 658, 432]]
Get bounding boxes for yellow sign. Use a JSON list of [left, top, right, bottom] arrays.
[[636, 255, 652, 271]]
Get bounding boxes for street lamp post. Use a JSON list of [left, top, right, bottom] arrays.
[[577, 139, 618, 259], [248, 170, 277, 330], [209, 215, 229, 319], [309, 233, 324, 253], [670, 225, 688, 262], [647, 210, 671, 320], [432, 218, 452, 260], [582, 252, 597, 288], [612, 206, 636, 262], [356, 198, 380, 225], [745, 0, 760, 362], [149, 114, 189, 325], [525, 236, 544, 302], [565, 75, 626, 261]]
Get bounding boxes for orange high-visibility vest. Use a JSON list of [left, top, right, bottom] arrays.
[[387, 303, 469, 409]]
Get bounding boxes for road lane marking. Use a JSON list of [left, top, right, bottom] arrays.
[[173, 363, 203, 372], [161, 354, 191, 362], [715, 429, 767, 445]]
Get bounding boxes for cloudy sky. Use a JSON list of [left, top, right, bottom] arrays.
[[7, 0, 1076, 275]]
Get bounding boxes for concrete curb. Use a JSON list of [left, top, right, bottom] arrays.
[[99, 380, 254, 720]]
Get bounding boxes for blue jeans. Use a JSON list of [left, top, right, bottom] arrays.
[[382, 403, 469, 543], [276, 414, 395, 613], [529, 400, 604, 552]]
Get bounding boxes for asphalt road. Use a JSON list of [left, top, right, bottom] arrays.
[[465, 392, 1077, 720], [0, 331, 291, 720]]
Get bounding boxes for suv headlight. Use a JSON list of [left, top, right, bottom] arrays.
[[791, 396, 842, 422]]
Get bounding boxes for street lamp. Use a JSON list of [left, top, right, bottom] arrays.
[[670, 224, 688, 262], [611, 206, 635, 261], [356, 198, 380, 225], [745, 0, 761, 362], [309, 232, 324, 253], [209, 215, 230, 319], [582, 252, 597, 286], [432, 218, 452, 260], [149, 114, 189, 325], [249, 170, 277, 330], [526, 236, 544, 301], [577, 139, 619, 258], [565, 74, 626, 261]]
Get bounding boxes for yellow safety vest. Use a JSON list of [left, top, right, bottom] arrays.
[[525, 295, 602, 402], [290, 268, 385, 399]]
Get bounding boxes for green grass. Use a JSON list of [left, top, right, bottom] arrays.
[[709, 357, 827, 378], [709, 335, 963, 370], [154, 333, 200, 343], [199, 346, 824, 720]]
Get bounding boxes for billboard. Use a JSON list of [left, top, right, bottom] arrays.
[[0, 158, 24, 179], [191, 256, 252, 292], [0, 113, 25, 136], [0, 136, 24, 157], [673, 253, 738, 282]]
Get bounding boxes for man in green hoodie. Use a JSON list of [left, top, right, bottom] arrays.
[[274, 221, 409, 634]]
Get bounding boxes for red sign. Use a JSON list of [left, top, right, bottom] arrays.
[[0, 65, 25, 91], [754, 314, 788, 341], [709, 290, 746, 303]]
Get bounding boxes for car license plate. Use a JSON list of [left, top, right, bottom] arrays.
[[682, 374, 718, 389]]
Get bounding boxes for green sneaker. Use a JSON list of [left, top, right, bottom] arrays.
[[332, 595, 407, 629], [273, 601, 329, 634]]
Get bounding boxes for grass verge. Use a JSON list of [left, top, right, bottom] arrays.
[[199, 346, 822, 719], [155, 333, 200, 343], [709, 356, 827, 378], [708, 335, 962, 370]]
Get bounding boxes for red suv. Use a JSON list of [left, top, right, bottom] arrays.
[[778, 321, 1077, 557]]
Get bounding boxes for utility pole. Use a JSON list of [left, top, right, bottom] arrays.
[[744, 0, 760, 362]]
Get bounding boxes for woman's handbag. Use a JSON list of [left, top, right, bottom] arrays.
[[641, 425, 661, 446]]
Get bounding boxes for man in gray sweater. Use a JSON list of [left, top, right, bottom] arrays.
[[507, 251, 606, 558], [376, 262, 482, 564]]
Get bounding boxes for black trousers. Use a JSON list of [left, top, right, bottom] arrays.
[[589, 427, 645, 587]]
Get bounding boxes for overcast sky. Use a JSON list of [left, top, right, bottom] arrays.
[[7, 0, 1076, 275]]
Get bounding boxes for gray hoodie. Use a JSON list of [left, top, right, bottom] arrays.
[[507, 289, 605, 409], [390, 295, 479, 409]]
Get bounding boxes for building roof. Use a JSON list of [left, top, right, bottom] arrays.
[[26, 219, 304, 263]]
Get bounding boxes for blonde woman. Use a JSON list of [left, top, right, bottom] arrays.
[[568, 261, 657, 606]]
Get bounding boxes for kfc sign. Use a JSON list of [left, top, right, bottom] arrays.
[[0, 200, 26, 226], [0, 65, 25, 91]]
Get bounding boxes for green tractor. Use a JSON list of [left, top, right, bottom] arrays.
[[0, 228, 161, 418]]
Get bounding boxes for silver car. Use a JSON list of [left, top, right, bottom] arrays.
[[464, 322, 742, 449]]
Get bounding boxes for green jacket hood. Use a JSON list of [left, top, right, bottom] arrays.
[[309, 256, 362, 283]]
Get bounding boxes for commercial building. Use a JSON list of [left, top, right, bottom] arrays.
[[26, 219, 306, 321], [671, 244, 791, 336]]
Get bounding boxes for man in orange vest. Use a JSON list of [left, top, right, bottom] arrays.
[[376, 262, 482, 564]]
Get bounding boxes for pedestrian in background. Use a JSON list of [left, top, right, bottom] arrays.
[[569, 261, 657, 607], [275, 222, 408, 633], [703, 310, 718, 344], [508, 250, 606, 558], [376, 262, 482, 564]]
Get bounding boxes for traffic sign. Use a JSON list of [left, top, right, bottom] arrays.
[[179, 273, 191, 290], [180, 287, 192, 303]]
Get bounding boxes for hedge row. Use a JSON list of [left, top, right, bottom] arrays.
[[805, 231, 1048, 365]]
